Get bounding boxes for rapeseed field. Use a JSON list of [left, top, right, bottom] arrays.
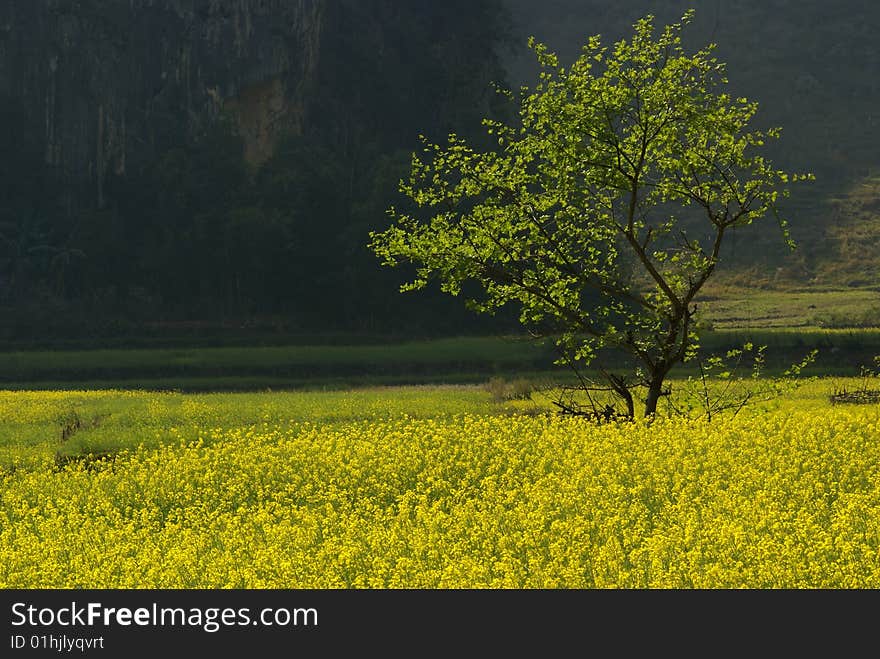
[[0, 382, 877, 588]]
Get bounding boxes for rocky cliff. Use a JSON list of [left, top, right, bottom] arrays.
[[0, 0, 323, 209]]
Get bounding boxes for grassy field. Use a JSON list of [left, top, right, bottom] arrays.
[[0, 328, 879, 391], [697, 285, 880, 330], [1, 379, 879, 588], [0, 336, 554, 390]]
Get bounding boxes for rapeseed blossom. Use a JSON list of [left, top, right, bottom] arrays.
[[1, 386, 878, 588]]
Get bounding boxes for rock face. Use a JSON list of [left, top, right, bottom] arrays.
[[0, 0, 324, 208]]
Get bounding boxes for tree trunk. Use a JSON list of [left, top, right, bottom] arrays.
[[607, 372, 635, 420], [644, 371, 667, 418], [621, 387, 635, 420]]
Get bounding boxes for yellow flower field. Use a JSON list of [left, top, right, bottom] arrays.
[[0, 384, 878, 588]]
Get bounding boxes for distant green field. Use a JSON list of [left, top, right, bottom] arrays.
[[0, 336, 553, 390], [698, 285, 880, 330], [0, 328, 878, 390]]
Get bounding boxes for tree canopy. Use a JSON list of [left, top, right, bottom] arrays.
[[369, 10, 813, 418]]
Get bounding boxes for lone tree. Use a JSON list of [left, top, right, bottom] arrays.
[[369, 11, 812, 419]]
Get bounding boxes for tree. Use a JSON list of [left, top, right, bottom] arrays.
[[369, 10, 812, 419]]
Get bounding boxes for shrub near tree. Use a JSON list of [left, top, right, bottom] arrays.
[[370, 10, 813, 419]]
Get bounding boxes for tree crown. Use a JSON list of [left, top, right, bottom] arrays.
[[369, 10, 813, 416]]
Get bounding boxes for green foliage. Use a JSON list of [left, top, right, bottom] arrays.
[[370, 11, 812, 417], [505, 1, 880, 282], [668, 342, 818, 420]]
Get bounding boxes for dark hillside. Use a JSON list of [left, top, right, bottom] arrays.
[[0, 0, 515, 340], [503, 0, 880, 287], [0, 1, 877, 345]]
